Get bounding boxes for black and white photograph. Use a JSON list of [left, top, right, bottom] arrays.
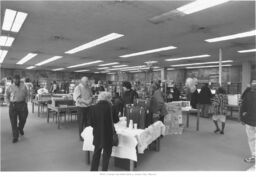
[[0, 0, 255, 175]]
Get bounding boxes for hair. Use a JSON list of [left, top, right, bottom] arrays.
[[122, 81, 132, 89], [25, 78, 30, 82], [97, 91, 112, 102], [217, 87, 226, 94], [13, 75, 20, 80], [152, 81, 160, 90]]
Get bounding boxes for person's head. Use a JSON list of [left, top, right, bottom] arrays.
[[98, 80, 102, 85], [25, 78, 30, 83], [204, 83, 209, 87], [97, 91, 112, 103], [81, 76, 89, 87], [251, 80, 256, 90], [122, 81, 132, 91], [53, 81, 56, 84], [13, 75, 21, 86], [151, 81, 160, 94], [217, 87, 226, 94]]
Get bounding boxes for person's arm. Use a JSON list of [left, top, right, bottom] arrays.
[[73, 86, 82, 104], [5, 86, 11, 104], [24, 85, 28, 103]]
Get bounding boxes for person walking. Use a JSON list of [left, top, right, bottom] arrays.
[[5, 75, 29, 143], [211, 87, 228, 135], [73, 76, 93, 141], [90, 92, 116, 171], [240, 80, 256, 163]]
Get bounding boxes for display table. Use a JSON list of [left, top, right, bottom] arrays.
[[227, 105, 240, 119], [182, 108, 200, 131], [32, 99, 51, 117], [47, 104, 77, 129], [81, 121, 165, 171]]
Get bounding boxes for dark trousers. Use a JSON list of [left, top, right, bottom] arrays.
[[77, 107, 90, 139], [91, 145, 112, 171], [9, 102, 28, 139]]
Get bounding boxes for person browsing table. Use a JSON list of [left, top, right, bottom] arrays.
[[73, 76, 93, 141]]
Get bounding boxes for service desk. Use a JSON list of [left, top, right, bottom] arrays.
[[182, 108, 200, 131], [47, 104, 77, 129], [81, 121, 165, 171]]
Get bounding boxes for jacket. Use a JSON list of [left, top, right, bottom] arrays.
[[211, 94, 228, 115], [198, 86, 212, 104], [149, 89, 167, 116], [240, 90, 256, 127], [122, 89, 138, 105], [91, 100, 115, 148]]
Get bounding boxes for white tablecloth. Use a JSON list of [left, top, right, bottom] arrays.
[[81, 121, 165, 162]]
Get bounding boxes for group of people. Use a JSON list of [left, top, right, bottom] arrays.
[[5, 74, 255, 170]]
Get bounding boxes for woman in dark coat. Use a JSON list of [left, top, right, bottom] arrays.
[[90, 92, 115, 171], [198, 83, 213, 117]]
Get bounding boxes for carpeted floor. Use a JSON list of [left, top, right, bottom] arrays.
[[1, 103, 254, 171]]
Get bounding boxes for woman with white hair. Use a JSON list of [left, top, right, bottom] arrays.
[[90, 91, 116, 171]]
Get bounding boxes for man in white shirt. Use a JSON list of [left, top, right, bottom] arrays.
[[73, 76, 93, 141]]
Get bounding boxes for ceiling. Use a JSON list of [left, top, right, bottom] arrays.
[[0, 0, 255, 73]]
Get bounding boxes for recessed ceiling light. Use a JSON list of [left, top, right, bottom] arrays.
[[186, 64, 232, 69], [67, 60, 103, 68], [120, 46, 176, 58], [98, 62, 119, 66], [11, 11, 28, 32], [112, 65, 128, 68], [17, 53, 38, 65], [97, 67, 109, 70], [26, 66, 35, 70], [74, 69, 90, 73], [171, 60, 233, 67], [205, 30, 256, 43], [2, 9, 28, 32], [177, 0, 230, 15], [35, 56, 62, 66], [0, 36, 15, 47], [238, 48, 256, 53], [65, 33, 124, 54], [0, 49, 8, 63], [52, 68, 65, 71], [145, 61, 158, 64], [165, 54, 210, 61]]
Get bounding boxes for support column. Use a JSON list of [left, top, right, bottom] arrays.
[[161, 68, 166, 81], [242, 62, 251, 93], [219, 48, 222, 86]]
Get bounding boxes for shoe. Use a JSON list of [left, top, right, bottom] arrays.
[[12, 138, 18, 143], [19, 129, 24, 136], [220, 131, 224, 135], [244, 156, 255, 163], [214, 129, 220, 133]]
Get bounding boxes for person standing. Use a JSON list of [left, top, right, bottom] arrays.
[[240, 80, 256, 163], [5, 75, 29, 143], [211, 87, 228, 135], [198, 83, 212, 118], [122, 81, 138, 105], [73, 76, 93, 141], [90, 92, 115, 171]]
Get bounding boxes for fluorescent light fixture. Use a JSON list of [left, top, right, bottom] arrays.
[[52, 68, 65, 71], [108, 65, 147, 71], [171, 60, 233, 67], [167, 68, 175, 71], [0, 36, 15, 47], [145, 61, 158, 64], [205, 30, 256, 43], [98, 62, 119, 66], [165, 54, 210, 61], [112, 65, 128, 68], [238, 48, 256, 53], [94, 72, 100, 74], [35, 56, 62, 66], [153, 69, 162, 71], [107, 73, 115, 75], [17, 53, 38, 65], [2, 9, 28, 32], [65, 33, 124, 54], [186, 64, 232, 69], [177, 0, 230, 15], [26, 66, 35, 70], [121, 67, 150, 72], [74, 69, 90, 73], [100, 70, 110, 73], [120, 46, 176, 58], [67, 60, 103, 68], [129, 71, 141, 73], [97, 67, 109, 70], [0, 49, 8, 63], [11, 12, 28, 32], [2, 9, 16, 31]]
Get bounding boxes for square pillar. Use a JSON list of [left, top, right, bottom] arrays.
[[242, 62, 251, 93]]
